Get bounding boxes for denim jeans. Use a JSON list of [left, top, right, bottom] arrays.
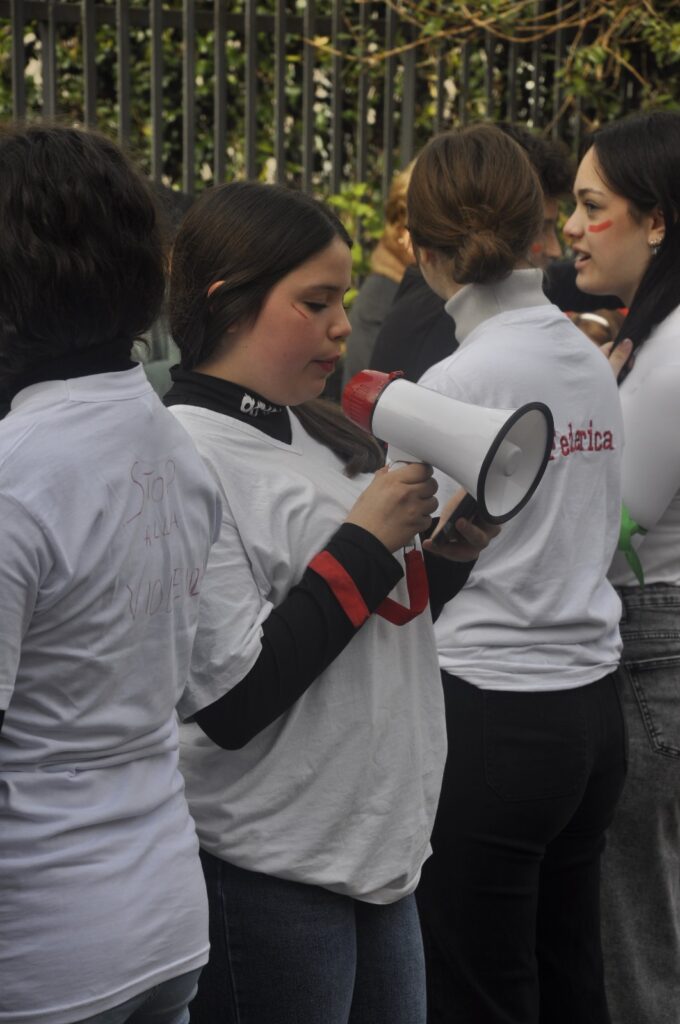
[[189, 850, 427, 1024], [74, 969, 202, 1024], [601, 584, 680, 1024], [417, 671, 627, 1024]]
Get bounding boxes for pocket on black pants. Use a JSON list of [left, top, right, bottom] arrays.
[[483, 688, 589, 801]]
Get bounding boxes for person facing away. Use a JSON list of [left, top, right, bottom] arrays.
[[162, 179, 499, 1024], [563, 109, 680, 1024], [407, 124, 626, 1024], [369, 121, 620, 382], [341, 162, 415, 387], [0, 125, 221, 1024]]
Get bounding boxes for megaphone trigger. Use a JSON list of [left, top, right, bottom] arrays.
[[432, 492, 479, 547]]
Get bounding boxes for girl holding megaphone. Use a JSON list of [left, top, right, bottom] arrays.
[[408, 124, 626, 1024], [163, 181, 498, 1024]]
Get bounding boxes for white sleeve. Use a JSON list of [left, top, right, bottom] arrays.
[[619, 363, 680, 531], [176, 493, 274, 722], [0, 495, 49, 712]]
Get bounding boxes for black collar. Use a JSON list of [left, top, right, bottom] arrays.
[[164, 367, 292, 443], [4, 347, 135, 404]]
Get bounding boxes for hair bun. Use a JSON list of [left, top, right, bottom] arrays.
[[452, 230, 515, 284]]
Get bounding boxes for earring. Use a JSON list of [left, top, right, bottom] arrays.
[[649, 238, 662, 256]]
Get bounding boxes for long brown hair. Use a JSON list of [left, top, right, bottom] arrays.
[[169, 181, 383, 476]]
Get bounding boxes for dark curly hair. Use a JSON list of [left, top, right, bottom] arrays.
[[0, 124, 165, 382]]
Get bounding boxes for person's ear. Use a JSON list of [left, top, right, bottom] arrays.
[[416, 246, 438, 267], [647, 206, 665, 247]]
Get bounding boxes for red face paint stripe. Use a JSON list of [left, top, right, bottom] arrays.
[[292, 303, 309, 320], [588, 220, 613, 233], [309, 551, 370, 628]]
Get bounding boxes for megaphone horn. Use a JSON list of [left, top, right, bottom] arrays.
[[342, 370, 554, 525]]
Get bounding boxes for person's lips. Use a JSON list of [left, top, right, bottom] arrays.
[[573, 250, 591, 270], [314, 356, 340, 373]]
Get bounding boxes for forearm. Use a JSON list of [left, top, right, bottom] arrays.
[[194, 524, 403, 749]]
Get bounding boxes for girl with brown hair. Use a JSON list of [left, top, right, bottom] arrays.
[[408, 124, 627, 1024], [163, 180, 498, 1024]]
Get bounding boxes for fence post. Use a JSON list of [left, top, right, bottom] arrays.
[[214, 0, 227, 183], [182, 0, 196, 194], [116, 0, 131, 146], [381, 1, 396, 198], [330, 0, 343, 195], [81, 0, 96, 126], [302, 0, 316, 192], [244, 0, 257, 180], [356, 0, 368, 183], [39, 0, 57, 118], [400, 32, 416, 167], [150, 0, 163, 182], [274, 0, 286, 183]]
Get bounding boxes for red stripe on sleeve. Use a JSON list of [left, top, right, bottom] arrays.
[[308, 551, 371, 628]]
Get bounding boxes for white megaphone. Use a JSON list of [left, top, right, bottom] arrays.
[[342, 370, 554, 527]]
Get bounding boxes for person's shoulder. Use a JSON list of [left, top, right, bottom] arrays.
[[0, 411, 40, 479]]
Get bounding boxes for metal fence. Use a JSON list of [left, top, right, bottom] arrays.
[[0, 1, 662, 199]]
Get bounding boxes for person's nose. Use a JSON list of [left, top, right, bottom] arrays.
[[331, 306, 352, 340], [563, 209, 581, 243]]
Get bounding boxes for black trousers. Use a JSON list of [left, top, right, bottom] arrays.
[[416, 672, 627, 1024]]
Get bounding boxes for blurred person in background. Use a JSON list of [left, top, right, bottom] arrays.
[[341, 164, 415, 389]]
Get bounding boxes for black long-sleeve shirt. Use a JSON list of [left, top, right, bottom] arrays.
[[165, 369, 473, 749]]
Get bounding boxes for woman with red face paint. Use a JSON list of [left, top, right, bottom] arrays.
[[564, 110, 680, 1024], [407, 124, 626, 1024], [162, 180, 499, 1024]]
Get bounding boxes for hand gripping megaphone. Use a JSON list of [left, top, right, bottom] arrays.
[[342, 370, 554, 527]]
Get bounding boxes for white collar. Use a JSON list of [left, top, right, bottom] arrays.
[[10, 363, 152, 413], [444, 269, 549, 346]]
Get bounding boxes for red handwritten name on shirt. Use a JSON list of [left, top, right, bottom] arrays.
[[549, 420, 615, 460]]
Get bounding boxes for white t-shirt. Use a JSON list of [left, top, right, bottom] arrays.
[[169, 404, 446, 904], [609, 304, 680, 587], [419, 270, 623, 691], [0, 367, 221, 1024]]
